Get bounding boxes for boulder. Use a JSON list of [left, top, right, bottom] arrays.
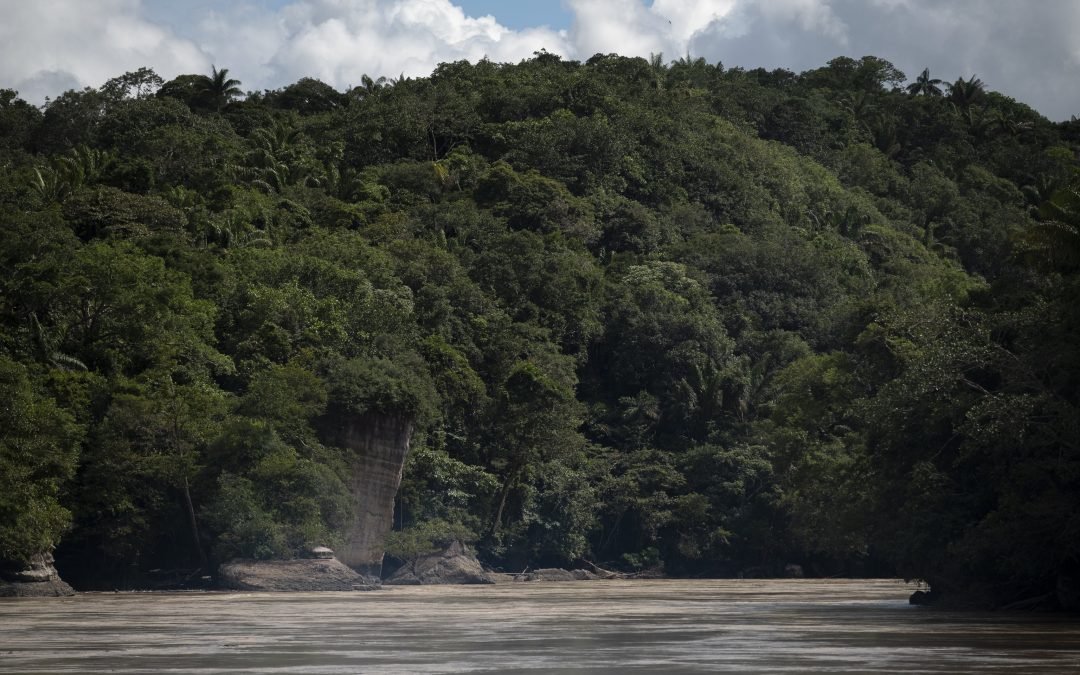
[[308, 546, 335, 560], [783, 564, 805, 579], [12, 568, 53, 583], [0, 578, 76, 597], [217, 557, 379, 591], [509, 568, 599, 582], [524, 568, 578, 582], [739, 566, 767, 579], [384, 541, 494, 585], [0, 553, 75, 597], [908, 589, 942, 606]]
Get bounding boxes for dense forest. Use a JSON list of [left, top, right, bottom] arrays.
[[1, 52, 1077, 608]]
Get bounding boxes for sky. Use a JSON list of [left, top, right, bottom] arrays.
[[1, 0, 1078, 121]]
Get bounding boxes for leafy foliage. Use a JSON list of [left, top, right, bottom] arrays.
[[1, 56, 1076, 606]]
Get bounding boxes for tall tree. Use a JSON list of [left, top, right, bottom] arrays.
[[200, 66, 243, 110], [0, 357, 84, 567], [948, 75, 986, 109], [906, 67, 944, 97]]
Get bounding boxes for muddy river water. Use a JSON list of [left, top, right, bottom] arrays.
[[2, 579, 1080, 673]]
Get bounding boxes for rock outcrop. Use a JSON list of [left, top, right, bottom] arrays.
[[0, 553, 75, 597], [517, 568, 599, 582], [324, 413, 414, 579], [384, 540, 494, 585], [217, 557, 378, 591], [309, 546, 335, 560], [908, 589, 943, 606]]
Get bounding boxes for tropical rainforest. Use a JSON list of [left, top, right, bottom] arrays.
[[1, 53, 1077, 608]]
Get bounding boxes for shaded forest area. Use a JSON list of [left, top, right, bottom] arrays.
[[1, 53, 1078, 608]]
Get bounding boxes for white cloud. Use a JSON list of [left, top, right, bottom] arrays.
[[199, 0, 571, 91], [566, 0, 671, 58], [0, 0, 208, 102], [757, 0, 848, 43], [669, 0, 1080, 120], [0, 0, 1078, 120], [651, 0, 737, 44]]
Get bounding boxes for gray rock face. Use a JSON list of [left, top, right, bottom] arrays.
[[908, 589, 942, 606], [512, 568, 599, 582], [524, 568, 577, 582], [217, 557, 379, 591], [384, 541, 494, 585], [12, 568, 53, 583], [308, 546, 335, 560], [0, 553, 75, 597], [325, 413, 414, 579]]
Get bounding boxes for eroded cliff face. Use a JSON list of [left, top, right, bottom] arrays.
[[0, 552, 75, 597], [329, 413, 413, 579]]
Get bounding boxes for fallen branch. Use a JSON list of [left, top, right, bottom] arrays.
[[582, 560, 626, 580]]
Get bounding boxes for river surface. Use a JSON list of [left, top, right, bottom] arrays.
[[2, 579, 1080, 673]]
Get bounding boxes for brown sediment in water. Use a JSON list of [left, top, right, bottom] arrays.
[[3, 579, 1080, 672]]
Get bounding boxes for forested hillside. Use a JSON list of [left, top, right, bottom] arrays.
[[1, 53, 1077, 607]]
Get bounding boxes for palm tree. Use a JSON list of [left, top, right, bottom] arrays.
[[29, 146, 111, 203], [200, 66, 243, 110], [906, 68, 943, 97], [840, 90, 876, 117], [648, 52, 666, 91], [948, 75, 985, 108], [249, 119, 303, 161], [1028, 178, 1080, 270], [955, 104, 995, 138], [668, 52, 712, 94], [348, 74, 388, 102], [989, 109, 1033, 137], [867, 111, 901, 157], [239, 120, 310, 193]]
